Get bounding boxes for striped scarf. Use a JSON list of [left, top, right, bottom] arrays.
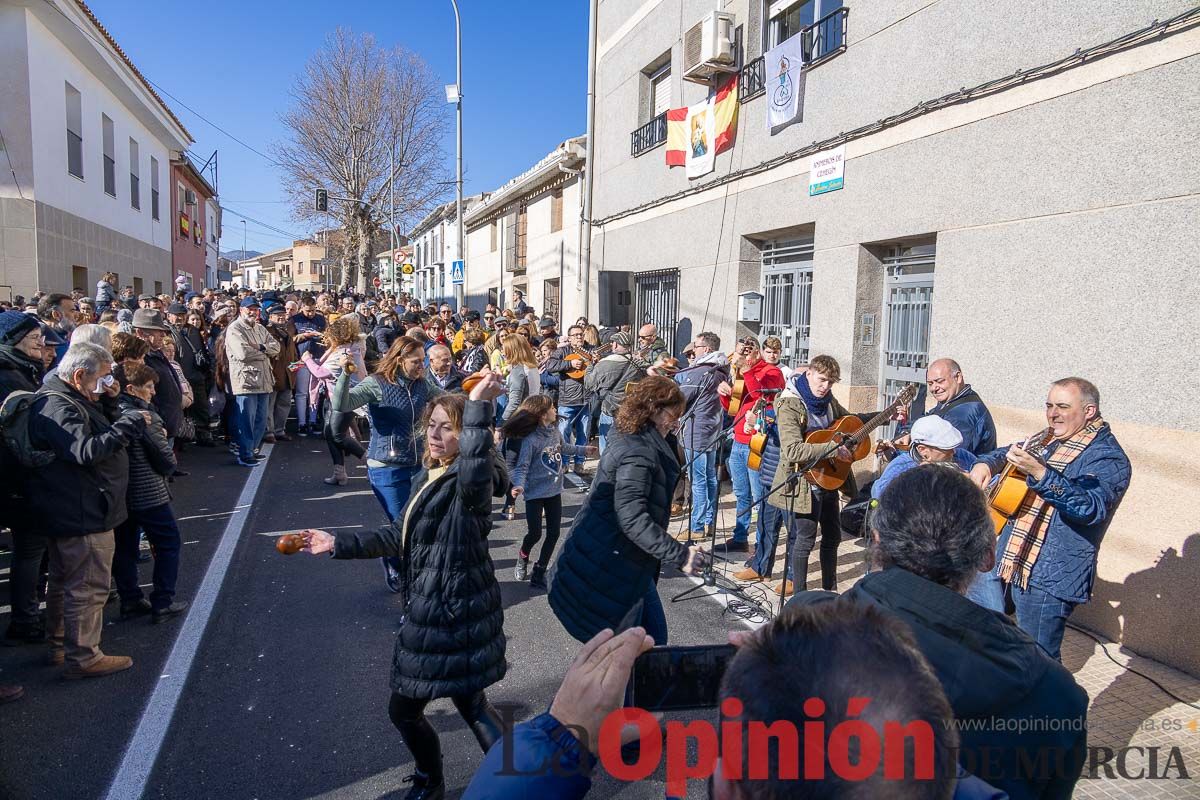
[[998, 418, 1107, 589]]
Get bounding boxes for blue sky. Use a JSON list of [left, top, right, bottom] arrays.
[[87, 0, 588, 255]]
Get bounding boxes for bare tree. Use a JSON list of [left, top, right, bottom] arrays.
[[276, 28, 449, 293]]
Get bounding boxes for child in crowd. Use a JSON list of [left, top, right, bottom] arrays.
[[95, 271, 117, 312], [504, 395, 597, 589]]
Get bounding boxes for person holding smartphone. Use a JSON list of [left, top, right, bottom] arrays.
[[298, 373, 509, 800], [549, 376, 706, 647]]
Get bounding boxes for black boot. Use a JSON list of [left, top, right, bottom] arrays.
[[529, 564, 547, 590], [401, 771, 444, 800], [466, 700, 505, 753], [3, 620, 46, 646]]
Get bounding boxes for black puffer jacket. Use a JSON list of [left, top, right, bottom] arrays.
[[332, 399, 510, 699], [26, 375, 144, 537], [549, 423, 687, 643], [0, 346, 44, 530]]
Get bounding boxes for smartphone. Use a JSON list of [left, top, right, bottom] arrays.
[[631, 644, 737, 712]]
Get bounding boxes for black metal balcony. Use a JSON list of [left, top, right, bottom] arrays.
[[631, 112, 668, 157], [740, 7, 849, 104]]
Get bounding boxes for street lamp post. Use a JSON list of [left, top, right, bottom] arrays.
[[450, 0, 464, 309]]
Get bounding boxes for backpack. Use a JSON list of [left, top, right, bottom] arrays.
[[0, 390, 88, 469]]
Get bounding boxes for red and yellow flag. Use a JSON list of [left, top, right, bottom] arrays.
[[666, 74, 738, 178]]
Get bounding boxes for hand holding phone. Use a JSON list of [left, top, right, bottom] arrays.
[[630, 644, 737, 711]]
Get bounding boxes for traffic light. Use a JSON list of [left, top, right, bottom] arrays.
[[315, 189, 328, 212]]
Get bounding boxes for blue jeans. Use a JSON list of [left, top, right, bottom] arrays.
[[639, 583, 668, 647], [369, 464, 419, 575], [112, 503, 181, 611], [727, 441, 761, 544], [749, 501, 797, 580], [966, 527, 1076, 661], [685, 447, 718, 532], [598, 412, 614, 454], [558, 404, 591, 466], [233, 393, 269, 461]]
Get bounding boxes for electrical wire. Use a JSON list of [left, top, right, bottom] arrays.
[[219, 205, 304, 241], [1065, 621, 1200, 711], [0, 127, 26, 200], [593, 7, 1200, 227]]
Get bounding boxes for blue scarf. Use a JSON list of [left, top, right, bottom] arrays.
[[794, 371, 832, 422]]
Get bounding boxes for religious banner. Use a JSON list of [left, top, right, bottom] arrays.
[[765, 33, 807, 134], [665, 74, 739, 179]]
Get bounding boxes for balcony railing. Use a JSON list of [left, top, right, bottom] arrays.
[[631, 111, 668, 157], [740, 7, 849, 104]]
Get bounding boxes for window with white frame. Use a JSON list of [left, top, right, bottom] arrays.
[[65, 83, 83, 179], [150, 157, 160, 219], [765, 0, 843, 57], [129, 138, 140, 210], [102, 114, 116, 196], [648, 60, 671, 119]]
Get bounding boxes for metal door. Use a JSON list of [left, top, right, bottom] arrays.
[[761, 237, 814, 367], [879, 243, 936, 438], [634, 269, 679, 355]]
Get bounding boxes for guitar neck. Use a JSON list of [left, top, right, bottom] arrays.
[[845, 400, 902, 446]]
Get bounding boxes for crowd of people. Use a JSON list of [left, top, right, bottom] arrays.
[[0, 279, 1132, 800]]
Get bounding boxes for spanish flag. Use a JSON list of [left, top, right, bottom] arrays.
[[666, 74, 738, 178]]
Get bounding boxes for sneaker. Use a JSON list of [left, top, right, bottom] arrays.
[[63, 654, 133, 680], [514, 557, 529, 582], [529, 564, 547, 589], [120, 598, 152, 619], [0, 684, 24, 704], [733, 567, 765, 583], [274, 432, 292, 442], [3, 621, 47, 646], [152, 600, 189, 624], [711, 540, 749, 554], [504, 510, 516, 521], [236, 458, 260, 467], [401, 772, 445, 800]]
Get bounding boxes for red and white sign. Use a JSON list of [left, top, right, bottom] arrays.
[[372, 276, 382, 287]]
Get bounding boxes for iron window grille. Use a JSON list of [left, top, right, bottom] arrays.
[[631, 112, 668, 157]]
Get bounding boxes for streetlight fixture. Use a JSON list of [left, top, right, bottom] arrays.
[[449, 0, 464, 309]]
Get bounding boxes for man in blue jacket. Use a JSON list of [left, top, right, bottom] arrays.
[[969, 377, 1131, 660], [885, 358, 996, 457]]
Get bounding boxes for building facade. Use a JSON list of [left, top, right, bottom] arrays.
[[464, 138, 586, 320], [170, 156, 215, 292], [0, 0, 193, 299], [590, 0, 1200, 673], [409, 196, 483, 307]]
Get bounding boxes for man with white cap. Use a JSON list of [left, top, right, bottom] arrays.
[[872, 415, 975, 499]]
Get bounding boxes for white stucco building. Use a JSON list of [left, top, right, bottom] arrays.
[[408, 195, 484, 307], [0, 0, 193, 298], [464, 137, 586, 320]]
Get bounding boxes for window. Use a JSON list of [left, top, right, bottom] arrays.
[[154, 281, 162, 296], [761, 237, 814, 366], [550, 188, 563, 233], [102, 115, 115, 196], [648, 60, 672, 119], [178, 184, 187, 238], [490, 221, 498, 252], [133, 277, 144, 295], [150, 157, 160, 220], [72, 266, 88, 293], [766, 0, 844, 59], [129, 138, 140, 210], [298, 261, 305, 275], [65, 83, 83, 179]]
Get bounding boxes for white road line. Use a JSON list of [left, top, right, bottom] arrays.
[[104, 445, 274, 800]]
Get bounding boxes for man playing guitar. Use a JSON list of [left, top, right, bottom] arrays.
[[716, 337, 785, 554], [544, 325, 594, 477], [880, 358, 997, 458], [967, 377, 1131, 661]]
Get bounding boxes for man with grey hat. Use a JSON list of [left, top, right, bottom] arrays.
[[225, 298, 280, 466], [132, 308, 185, 443], [584, 331, 647, 453], [872, 415, 974, 499]]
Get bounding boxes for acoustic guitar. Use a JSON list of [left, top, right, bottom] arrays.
[[726, 357, 747, 416], [745, 396, 775, 471], [986, 428, 1054, 534], [563, 343, 613, 380], [803, 384, 919, 491]]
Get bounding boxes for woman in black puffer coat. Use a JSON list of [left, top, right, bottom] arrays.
[[300, 373, 509, 800], [549, 376, 705, 647]]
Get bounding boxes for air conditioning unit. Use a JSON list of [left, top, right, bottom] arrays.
[[184, 189, 197, 206], [682, 11, 737, 84]]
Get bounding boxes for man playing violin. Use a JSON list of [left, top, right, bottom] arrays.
[[967, 377, 1131, 660], [544, 325, 594, 477], [716, 337, 785, 554]]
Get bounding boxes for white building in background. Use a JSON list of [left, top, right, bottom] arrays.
[[0, 0, 193, 298], [204, 198, 221, 290], [408, 194, 485, 307], [464, 137, 586, 320]]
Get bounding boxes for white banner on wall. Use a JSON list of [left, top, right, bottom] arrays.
[[765, 33, 807, 133], [808, 144, 845, 196]]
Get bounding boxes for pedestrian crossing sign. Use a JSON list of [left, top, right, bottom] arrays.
[[451, 260, 464, 285]]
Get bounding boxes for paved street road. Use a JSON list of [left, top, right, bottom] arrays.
[[0, 436, 781, 800]]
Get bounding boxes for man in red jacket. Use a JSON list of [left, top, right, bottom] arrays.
[[715, 336, 785, 553]]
